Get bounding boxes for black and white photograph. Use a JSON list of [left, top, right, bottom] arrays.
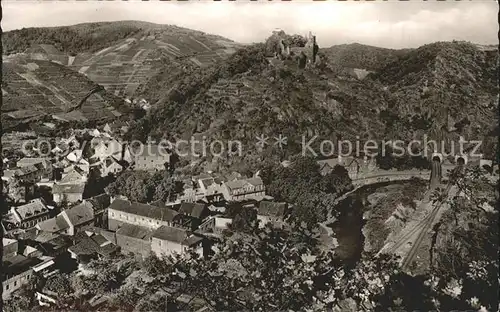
[[0, 0, 498, 311]]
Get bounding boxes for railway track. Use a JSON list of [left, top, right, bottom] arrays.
[[399, 167, 463, 270], [380, 165, 464, 270]]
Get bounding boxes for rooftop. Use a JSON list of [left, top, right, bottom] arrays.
[[110, 199, 179, 222], [117, 223, 152, 240], [16, 165, 40, 176], [68, 235, 117, 257], [36, 217, 67, 233], [179, 202, 207, 219], [59, 168, 86, 184], [225, 176, 264, 190], [17, 157, 50, 168], [52, 183, 86, 194], [14, 198, 49, 221], [2, 254, 44, 280], [85, 193, 111, 211], [64, 202, 95, 227], [152, 225, 202, 246]]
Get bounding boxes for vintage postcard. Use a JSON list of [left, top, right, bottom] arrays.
[[1, 1, 498, 311]]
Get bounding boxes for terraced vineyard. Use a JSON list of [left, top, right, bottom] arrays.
[[6, 23, 241, 99], [70, 32, 239, 98], [1, 56, 125, 129]]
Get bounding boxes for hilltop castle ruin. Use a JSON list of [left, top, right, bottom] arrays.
[[272, 31, 319, 69]]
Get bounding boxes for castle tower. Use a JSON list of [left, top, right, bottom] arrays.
[[312, 35, 318, 63]]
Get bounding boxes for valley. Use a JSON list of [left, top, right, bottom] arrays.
[[1, 17, 498, 312]]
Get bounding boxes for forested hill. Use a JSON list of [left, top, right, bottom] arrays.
[[125, 37, 498, 171], [321, 43, 411, 71], [2, 21, 234, 55]]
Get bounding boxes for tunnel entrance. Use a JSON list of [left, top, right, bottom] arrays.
[[429, 156, 442, 188]]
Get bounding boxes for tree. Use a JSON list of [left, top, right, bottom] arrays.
[[430, 166, 499, 311], [106, 170, 183, 203], [261, 157, 353, 227], [45, 274, 73, 295], [226, 202, 258, 233]]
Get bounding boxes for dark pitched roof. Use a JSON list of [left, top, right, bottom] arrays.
[[55, 215, 70, 231], [258, 201, 287, 218], [86, 194, 111, 211], [116, 224, 152, 240], [109, 199, 179, 222], [64, 202, 94, 227], [152, 226, 202, 246], [179, 202, 207, 219]]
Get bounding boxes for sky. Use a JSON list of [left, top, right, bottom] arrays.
[[1, 0, 498, 49]]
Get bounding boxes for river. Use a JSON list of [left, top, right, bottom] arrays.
[[328, 180, 424, 263]]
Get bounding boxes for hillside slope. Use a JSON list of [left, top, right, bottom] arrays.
[[2, 21, 241, 99], [371, 42, 498, 148], [1, 56, 127, 130], [126, 39, 497, 169], [321, 43, 411, 71]]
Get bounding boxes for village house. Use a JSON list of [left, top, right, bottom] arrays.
[[3, 172, 36, 204], [84, 193, 111, 228], [103, 121, 130, 136], [257, 201, 288, 227], [179, 175, 225, 203], [197, 176, 224, 196], [1, 169, 16, 184], [98, 157, 124, 177], [66, 150, 90, 173], [133, 144, 170, 171], [36, 201, 95, 236], [90, 133, 113, 148], [68, 232, 118, 261], [52, 183, 86, 204], [9, 198, 52, 229], [179, 186, 201, 203], [2, 238, 55, 300], [59, 166, 87, 184], [317, 156, 377, 179], [108, 199, 181, 231], [178, 202, 209, 230], [17, 157, 53, 180], [114, 224, 153, 258], [35, 215, 69, 235], [151, 225, 204, 258], [91, 139, 124, 162], [59, 135, 80, 150], [59, 202, 95, 235], [198, 216, 232, 235], [12, 165, 43, 184], [221, 177, 266, 202]]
